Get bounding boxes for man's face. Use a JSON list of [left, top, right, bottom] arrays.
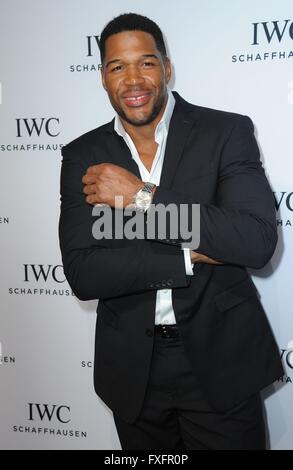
[[101, 30, 171, 127]]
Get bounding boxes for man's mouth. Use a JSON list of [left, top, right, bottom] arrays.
[[123, 92, 151, 107]]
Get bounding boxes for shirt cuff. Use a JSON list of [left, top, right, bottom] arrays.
[[183, 248, 194, 276]]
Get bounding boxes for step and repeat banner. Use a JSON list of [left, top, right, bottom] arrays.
[[0, 0, 292, 450]]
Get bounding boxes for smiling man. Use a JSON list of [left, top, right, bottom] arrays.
[[102, 30, 169, 127], [59, 13, 283, 450]]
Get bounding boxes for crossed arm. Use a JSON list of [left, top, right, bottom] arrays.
[[59, 116, 277, 300], [81, 162, 222, 265]]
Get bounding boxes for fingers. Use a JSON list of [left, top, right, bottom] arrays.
[[82, 162, 114, 183], [82, 174, 97, 185], [82, 164, 103, 183], [87, 162, 116, 175], [87, 164, 102, 174], [83, 183, 101, 206], [82, 168, 102, 205], [85, 194, 96, 205], [83, 183, 96, 195]]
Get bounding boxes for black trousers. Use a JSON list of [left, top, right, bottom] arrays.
[[114, 330, 266, 450]]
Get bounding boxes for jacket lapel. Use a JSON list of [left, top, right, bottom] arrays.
[[159, 92, 201, 189]]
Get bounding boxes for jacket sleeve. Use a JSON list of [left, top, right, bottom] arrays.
[[149, 115, 277, 269], [59, 145, 189, 301]]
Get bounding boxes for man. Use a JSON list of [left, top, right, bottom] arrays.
[[59, 13, 283, 450]]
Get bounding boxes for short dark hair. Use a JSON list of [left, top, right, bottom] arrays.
[[99, 13, 167, 63]]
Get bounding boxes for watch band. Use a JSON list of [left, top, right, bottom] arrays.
[[142, 182, 156, 193]]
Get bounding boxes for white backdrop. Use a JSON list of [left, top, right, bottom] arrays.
[[0, 0, 292, 450]]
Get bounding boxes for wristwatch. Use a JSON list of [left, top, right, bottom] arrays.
[[132, 182, 156, 212]]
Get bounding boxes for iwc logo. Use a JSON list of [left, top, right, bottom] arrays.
[[8, 264, 75, 297], [232, 19, 293, 64], [69, 35, 102, 73], [12, 403, 87, 439]]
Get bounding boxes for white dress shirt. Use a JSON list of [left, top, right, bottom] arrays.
[[114, 88, 194, 325]]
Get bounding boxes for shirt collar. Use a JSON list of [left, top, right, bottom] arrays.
[[114, 88, 175, 139]]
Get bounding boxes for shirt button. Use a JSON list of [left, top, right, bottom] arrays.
[[145, 329, 153, 337]]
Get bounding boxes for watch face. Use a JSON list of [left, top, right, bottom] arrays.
[[135, 189, 152, 211]]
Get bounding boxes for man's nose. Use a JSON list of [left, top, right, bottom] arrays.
[[124, 66, 145, 85]]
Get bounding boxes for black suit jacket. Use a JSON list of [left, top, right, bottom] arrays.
[[59, 92, 283, 423]]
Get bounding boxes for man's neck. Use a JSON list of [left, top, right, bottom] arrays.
[[120, 96, 168, 146]]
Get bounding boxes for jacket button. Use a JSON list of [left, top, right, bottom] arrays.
[[161, 281, 167, 287], [145, 329, 153, 337], [166, 279, 173, 287]]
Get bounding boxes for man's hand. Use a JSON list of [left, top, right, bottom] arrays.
[[82, 163, 144, 208], [190, 250, 223, 265]]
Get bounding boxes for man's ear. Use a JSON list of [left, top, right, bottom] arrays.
[[164, 57, 171, 84], [101, 69, 107, 91]]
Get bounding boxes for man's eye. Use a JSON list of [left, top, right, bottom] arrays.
[[142, 61, 154, 67], [111, 65, 123, 72]]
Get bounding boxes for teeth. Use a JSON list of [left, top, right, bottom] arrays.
[[126, 95, 146, 101]]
